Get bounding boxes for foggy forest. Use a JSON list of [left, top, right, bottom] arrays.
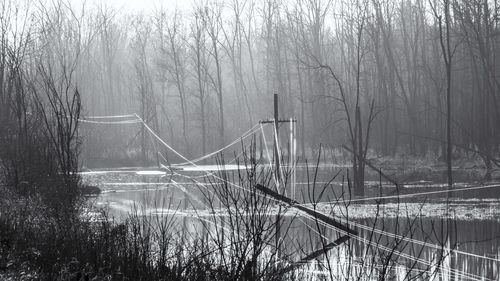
[[1, 0, 500, 280]]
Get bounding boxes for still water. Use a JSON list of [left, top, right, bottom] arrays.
[[81, 166, 500, 280]]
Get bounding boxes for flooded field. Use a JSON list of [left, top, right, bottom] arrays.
[[81, 165, 500, 280]]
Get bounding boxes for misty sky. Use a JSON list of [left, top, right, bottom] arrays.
[[87, 0, 192, 12]]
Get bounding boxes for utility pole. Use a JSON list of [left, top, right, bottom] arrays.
[[259, 93, 296, 261], [273, 93, 281, 260], [259, 93, 296, 188], [274, 93, 280, 182]]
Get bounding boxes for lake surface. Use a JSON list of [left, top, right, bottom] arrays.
[[81, 165, 500, 280]]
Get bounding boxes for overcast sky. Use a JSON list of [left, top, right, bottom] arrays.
[[99, 0, 191, 13]]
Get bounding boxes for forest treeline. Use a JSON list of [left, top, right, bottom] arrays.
[[0, 1, 493, 279], [1, 0, 500, 169]]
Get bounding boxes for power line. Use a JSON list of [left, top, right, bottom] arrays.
[[82, 113, 498, 279], [79, 118, 142, 124], [314, 184, 500, 204], [83, 114, 138, 119], [297, 211, 488, 281]]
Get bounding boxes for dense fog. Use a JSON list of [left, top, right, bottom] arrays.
[[2, 0, 500, 170], [2, 1, 500, 280]]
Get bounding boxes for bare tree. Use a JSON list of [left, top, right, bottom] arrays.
[[430, 0, 457, 190], [203, 1, 226, 149], [130, 15, 157, 164], [221, 0, 254, 128], [163, 10, 190, 156], [322, 0, 375, 197], [188, 7, 211, 158]]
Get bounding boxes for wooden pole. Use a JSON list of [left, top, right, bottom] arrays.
[[255, 184, 357, 236], [256, 182, 355, 274], [274, 93, 280, 182], [289, 117, 294, 200], [274, 93, 281, 259], [257, 96, 296, 260]]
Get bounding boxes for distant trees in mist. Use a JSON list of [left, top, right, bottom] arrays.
[[2, 0, 500, 171]]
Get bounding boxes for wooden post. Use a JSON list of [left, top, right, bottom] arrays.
[[274, 93, 281, 260], [355, 105, 364, 197], [141, 119, 146, 166], [274, 93, 280, 182], [259, 132, 263, 162], [289, 118, 294, 200]]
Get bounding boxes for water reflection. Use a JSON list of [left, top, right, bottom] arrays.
[[83, 169, 500, 280]]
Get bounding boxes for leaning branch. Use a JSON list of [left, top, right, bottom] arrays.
[[342, 145, 400, 188]]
